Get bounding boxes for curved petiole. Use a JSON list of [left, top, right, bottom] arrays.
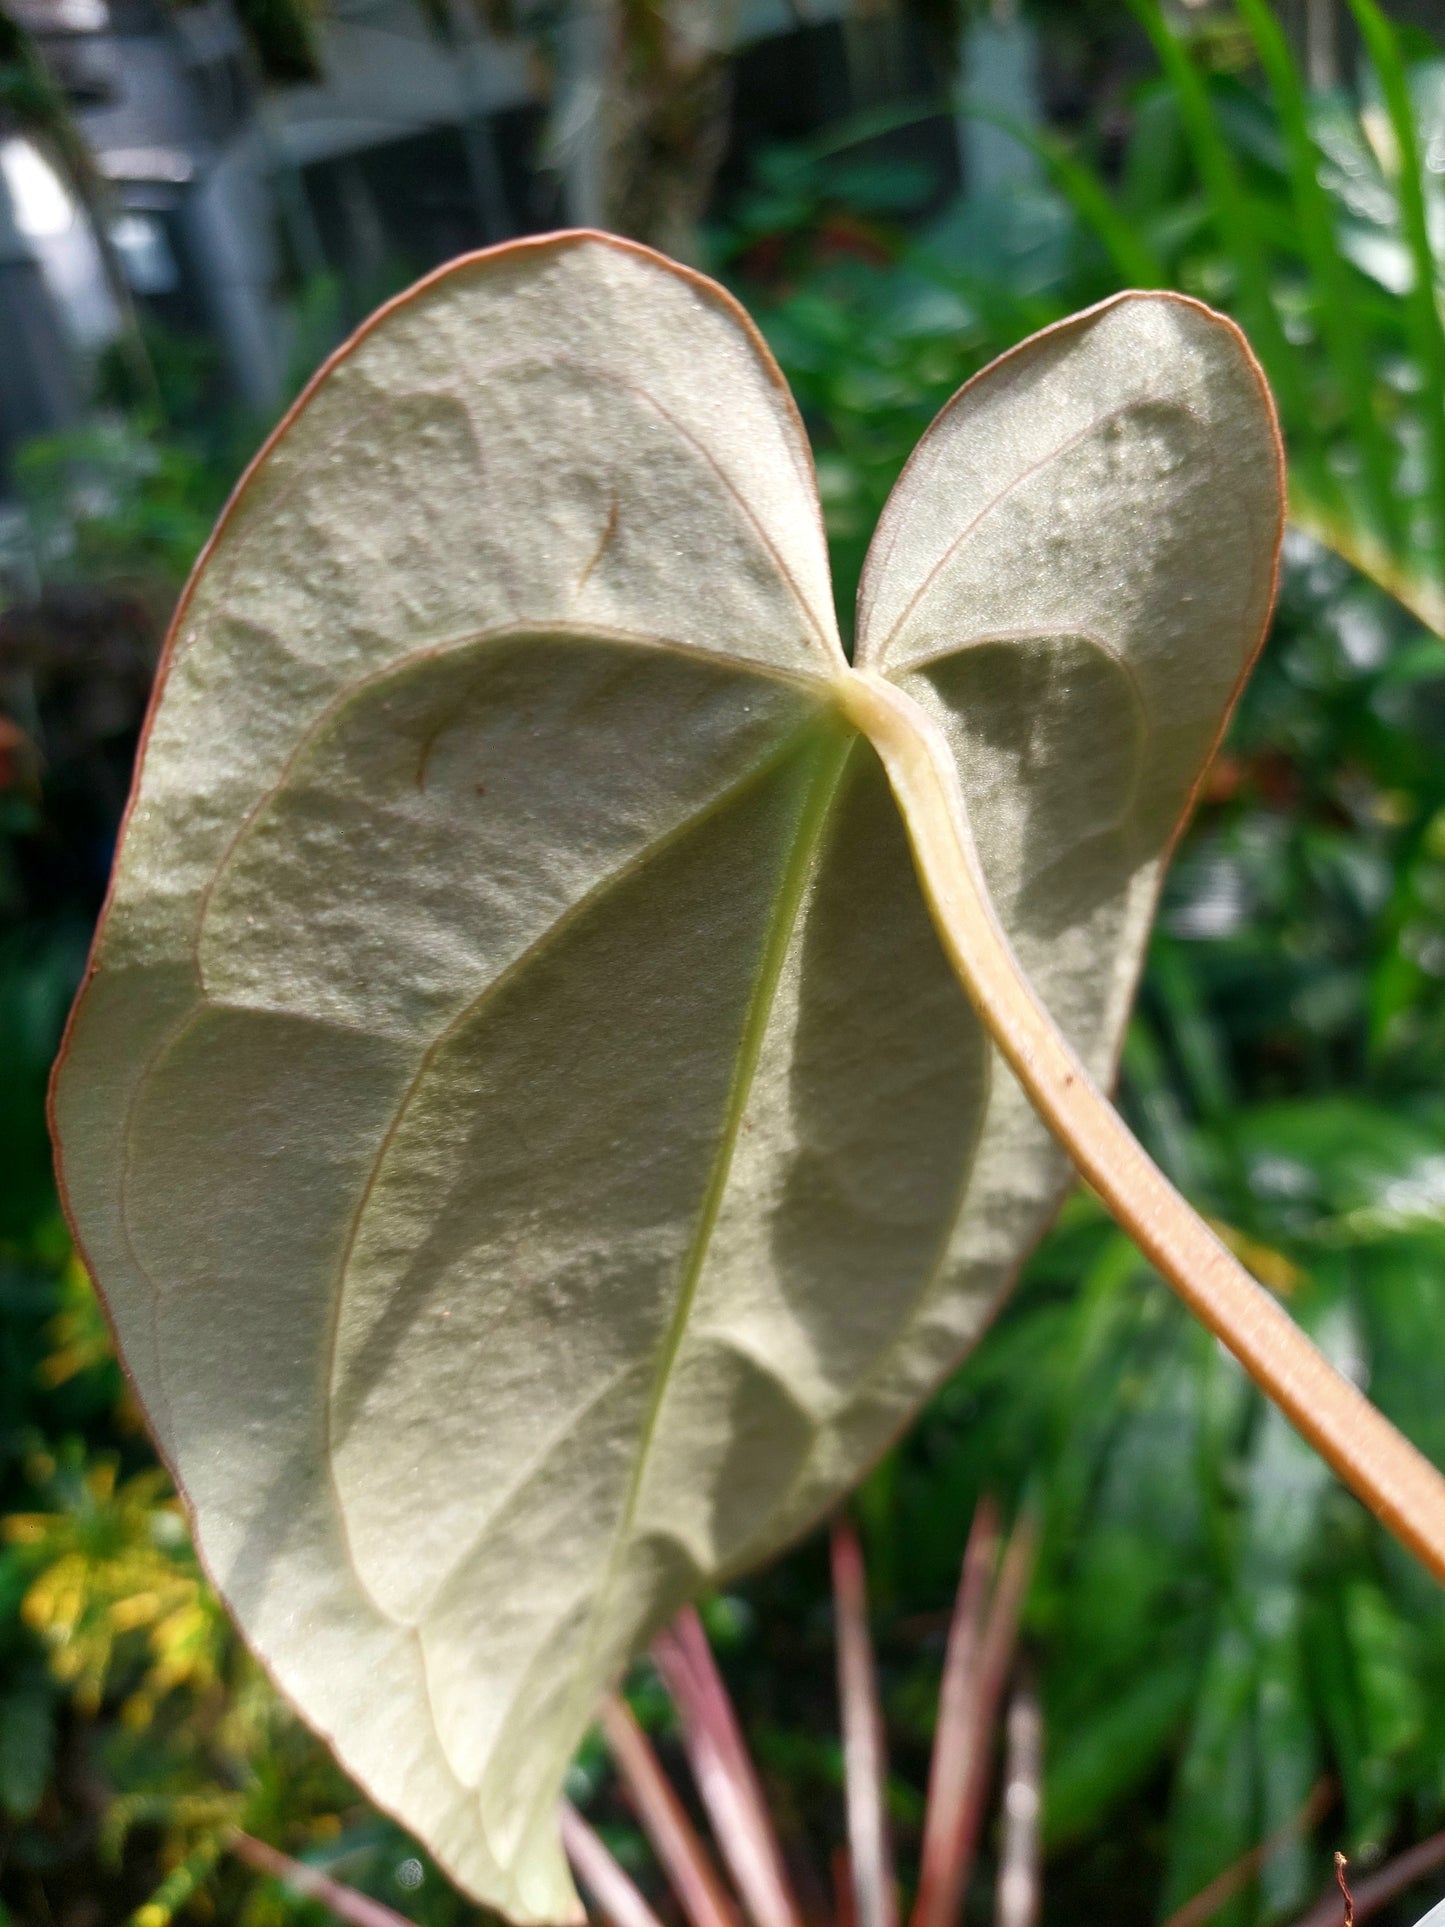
[[842, 667, 1445, 1587]]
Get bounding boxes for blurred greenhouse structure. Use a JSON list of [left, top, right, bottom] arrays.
[[0, 0, 964, 443], [0, 0, 1427, 467]]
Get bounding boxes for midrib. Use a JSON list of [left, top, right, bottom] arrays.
[[516, 712, 857, 1841]]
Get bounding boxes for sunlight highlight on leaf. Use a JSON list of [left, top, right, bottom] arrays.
[[51, 233, 1317, 1918]]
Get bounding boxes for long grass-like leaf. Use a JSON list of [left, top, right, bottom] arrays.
[[652, 1608, 804, 1927], [560, 1802, 670, 1927], [832, 1517, 899, 1927], [600, 1695, 744, 1927], [1290, 491, 1445, 638], [1235, 0, 1401, 549], [1291, 1833, 1445, 1927], [1345, 0, 1445, 581], [1127, 0, 1312, 437], [993, 1675, 1043, 1927], [228, 1831, 414, 1927], [911, 1497, 1001, 1927], [798, 93, 1158, 289], [952, 100, 1164, 287]]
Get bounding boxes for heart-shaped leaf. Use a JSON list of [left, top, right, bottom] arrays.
[[53, 234, 1286, 1919]]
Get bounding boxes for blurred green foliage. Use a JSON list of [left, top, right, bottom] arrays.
[[7, 6, 1445, 1925], [706, 12, 1445, 1926]]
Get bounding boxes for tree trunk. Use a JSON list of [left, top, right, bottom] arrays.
[[560, 0, 740, 262], [1306, 0, 1339, 91]]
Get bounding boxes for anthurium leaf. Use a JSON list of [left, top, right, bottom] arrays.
[[51, 234, 1281, 1921]]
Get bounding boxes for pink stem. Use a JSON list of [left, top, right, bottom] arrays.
[[560, 1800, 668, 1927], [653, 1607, 804, 1927], [831, 1517, 900, 1927], [912, 1499, 1001, 1927], [228, 1830, 413, 1927], [601, 1694, 743, 1927]]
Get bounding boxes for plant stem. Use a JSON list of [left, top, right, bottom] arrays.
[[1290, 1831, 1445, 1927], [841, 668, 1445, 1588], [912, 1498, 1000, 1927], [1163, 1780, 1334, 1927], [832, 1518, 900, 1927], [600, 1696, 743, 1927], [912, 1511, 1034, 1927], [651, 1608, 804, 1927], [560, 1803, 669, 1927], [993, 1672, 1043, 1927], [227, 1831, 413, 1927]]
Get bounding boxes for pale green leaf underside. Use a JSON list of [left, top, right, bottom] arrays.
[[52, 236, 1280, 1921]]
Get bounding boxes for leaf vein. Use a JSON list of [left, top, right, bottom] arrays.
[[319, 717, 833, 1620], [869, 398, 1200, 664], [511, 724, 859, 1848]]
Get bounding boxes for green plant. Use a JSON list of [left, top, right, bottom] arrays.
[[1026, 2, 1445, 642], [47, 222, 1445, 1923], [10, 13, 1445, 1923], [697, 20, 1445, 1907]]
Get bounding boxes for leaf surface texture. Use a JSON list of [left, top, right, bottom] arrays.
[[52, 236, 1281, 1920]]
